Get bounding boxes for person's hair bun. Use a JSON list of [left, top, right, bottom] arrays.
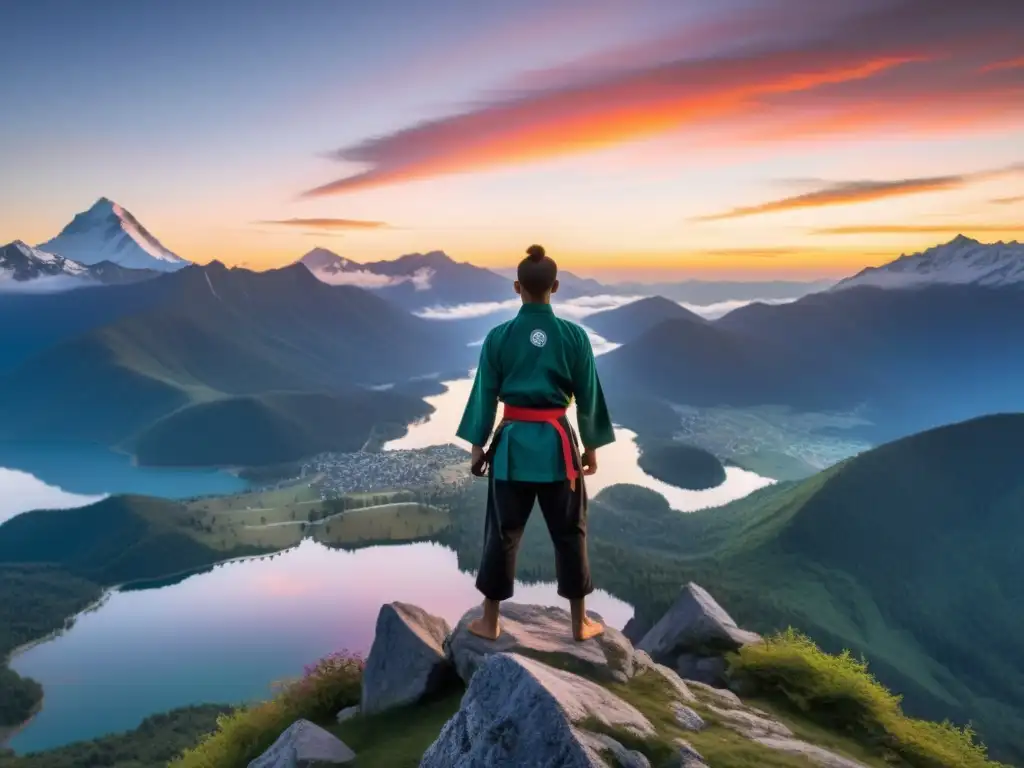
[[526, 244, 546, 262]]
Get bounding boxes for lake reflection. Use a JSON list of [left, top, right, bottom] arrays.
[[0, 442, 246, 501], [9, 540, 632, 753], [384, 375, 774, 511], [0, 468, 106, 524]]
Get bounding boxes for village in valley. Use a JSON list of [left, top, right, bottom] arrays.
[[300, 444, 473, 500]]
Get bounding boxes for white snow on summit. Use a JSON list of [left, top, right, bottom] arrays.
[[37, 198, 189, 272], [833, 235, 1024, 291]]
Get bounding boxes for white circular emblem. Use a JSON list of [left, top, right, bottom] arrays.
[[530, 329, 548, 348]]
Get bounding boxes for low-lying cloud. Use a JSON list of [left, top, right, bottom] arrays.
[[415, 294, 645, 321], [312, 265, 435, 291], [0, 275, 94, 294], [683, 297, 795, 320], [416, 294, 796, 323]]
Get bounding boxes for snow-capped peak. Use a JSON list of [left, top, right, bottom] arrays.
[[1, 239, 90, 284], [833, 236, 1024, 291], [37, 198, 190, 272], [299, 247, 358, 273]]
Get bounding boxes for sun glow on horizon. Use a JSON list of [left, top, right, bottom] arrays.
[[0, 0, 1021, 280]]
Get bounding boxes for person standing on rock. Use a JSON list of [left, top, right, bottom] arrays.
[[456, 244, 615, 643]]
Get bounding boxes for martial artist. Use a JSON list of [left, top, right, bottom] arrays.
[[456, 244, 615, 642]]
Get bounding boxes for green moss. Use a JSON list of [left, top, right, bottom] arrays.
[[729, 630, 1007, 768], [331, 688, 464, 768], [590, 670, 856, 768]]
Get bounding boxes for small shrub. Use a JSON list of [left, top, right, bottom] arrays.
[[170, 651, 363, 768], [729, 629, 1002, 768]]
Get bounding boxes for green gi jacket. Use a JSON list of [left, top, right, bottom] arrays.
[[456, 303, 616, 482]]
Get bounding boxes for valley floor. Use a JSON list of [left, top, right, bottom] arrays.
[[670, 404, 873, 480]]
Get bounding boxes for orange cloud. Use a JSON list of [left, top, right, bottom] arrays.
[[258, 218, 389, 230], [299, 0, 1024, 197], [693, 163, 1024, 221], [980, 56, 1024, 73], [991, 195, 1024, 205], [813, 224, 1024, 235]]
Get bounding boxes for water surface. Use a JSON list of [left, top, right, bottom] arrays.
[[385, 375, 773, 511], [0, 468, 106, 525], [9, 540, 631, 753], [0, 442, 246, 501]]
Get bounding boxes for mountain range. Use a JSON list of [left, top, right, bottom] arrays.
[[0, 261, 473, 465], [1, 240, 159, 290], [4, 199, 1022, 467], [299, 247, 515, 310], [835, 235, 1024, 291], [597, 236, 1024, 444], [5, 196, 832, 310], [592, 412, 1024, 762]]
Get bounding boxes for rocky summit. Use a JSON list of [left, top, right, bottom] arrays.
[[421, 652, 654, 767], [241, 583, 880, 767], [446, 602, 637, 684]]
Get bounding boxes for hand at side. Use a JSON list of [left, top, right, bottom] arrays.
[[581, 448, 598, 476], [471, 445, 486, 476]]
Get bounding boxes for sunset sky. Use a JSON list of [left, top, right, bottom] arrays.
[[1, 0, 1022, 280]]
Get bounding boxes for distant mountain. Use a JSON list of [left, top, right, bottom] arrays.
[[38, 197, 189, 272], [0, 262, 474, 456], [300, 248, 515, 309], [0, 495, 252, 585], [589, 413, 1024, 762], [493, 268, 831, 305], [134, 390, 432, 467], [0, 240, 89, 283], [1, 240, 162, 293], [834, 236, 1024, 291], [86, 260, 161, 285], [616, 278, 834, 305], [582, 295, 707, 344], [600, 282, 1024, 442]]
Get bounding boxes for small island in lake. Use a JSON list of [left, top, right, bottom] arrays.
[[637, 442, 726, 490]]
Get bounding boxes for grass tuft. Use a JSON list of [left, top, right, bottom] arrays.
[[729, 629, 1005, 768], [170, 651, 363, 768]]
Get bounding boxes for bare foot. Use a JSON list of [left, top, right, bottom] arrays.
[[574, 615, 605, 642], [467, 616, 501, 641]]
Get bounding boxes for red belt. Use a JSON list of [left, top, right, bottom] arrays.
[[501, 404, 579, 486]]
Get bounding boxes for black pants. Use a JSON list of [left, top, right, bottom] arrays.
[[475, 477, 593, 602]]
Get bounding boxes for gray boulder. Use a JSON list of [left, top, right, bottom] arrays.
[[672, 738, 708, 768], [686, 679, 742, 708], [446, 602, 636, 684], [420, 652, 655, 767], [754, 737, 871, 767], [248, 719, 355, 767], [671, 703, 705, 732], [675, 653, 728, 687], [578, 732, 652, 767], [638, 583, 762, 662], [622, 615, 651, 645], [361, 602, 453, 715], [706, 703, 793, 739]]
